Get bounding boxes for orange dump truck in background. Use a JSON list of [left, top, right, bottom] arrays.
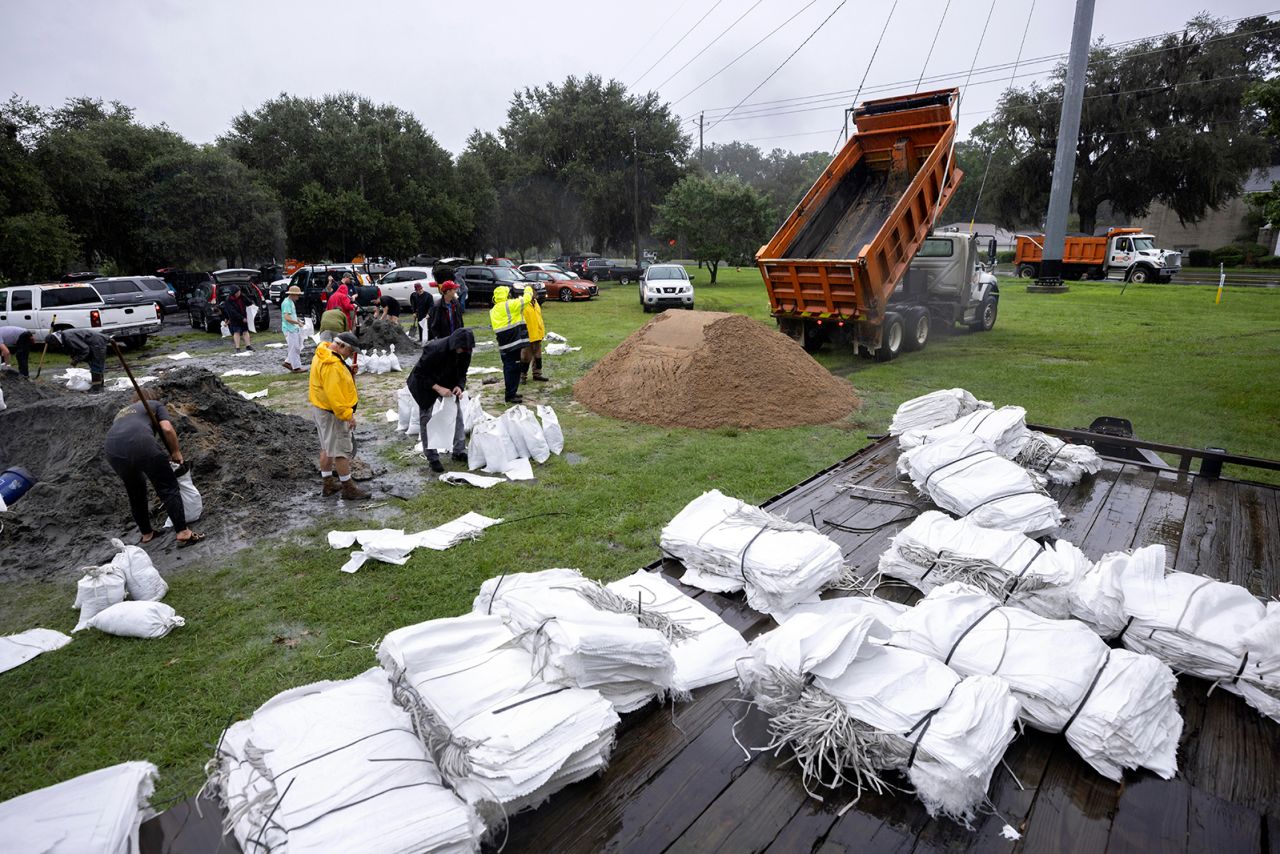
[[757, 88, 1000, 361], [1013, 229, 1182, 283]]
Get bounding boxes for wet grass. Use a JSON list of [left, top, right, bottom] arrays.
[[2, 267, 1278, 802]]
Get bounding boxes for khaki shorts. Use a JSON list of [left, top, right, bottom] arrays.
[[313, 406, 354, 458]]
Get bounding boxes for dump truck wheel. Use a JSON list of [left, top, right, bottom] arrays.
[[1128, 267, 1150, 284], [801, 325, 825, 353], [969, 295, 998, 332], [903, 308, 930, 351], [875, 313, 905, 361], [1017, 263, 1037, 279]]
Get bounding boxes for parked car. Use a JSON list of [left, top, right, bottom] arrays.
[[563, 253, 601, 276], [522, 270, 597, 301], [484, 257, 518, 268], [639, 264, 694, 312], [187, 270, 272, 333], [0, 282, 162, 347], [60, 271, 102, 283], [89, 276, 178, 315], [268, 277, 291, 304], [607, 260, 650, 285], [157, 269, 212, 308], [280, 264, 375, 323], [454, 266, 546, 307], [379, 266, 441, 309], [519, 263, 575, 277]]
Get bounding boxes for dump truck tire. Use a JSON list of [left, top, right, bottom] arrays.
[[969, 295, 998, 332], [875, 313, 905, 361], [903, 308, 930, 351], [1128, 267, 1151, 284], [1017, 263, 1037, 279]]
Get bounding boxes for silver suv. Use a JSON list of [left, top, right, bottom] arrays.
[[639, 265, 694, 312]]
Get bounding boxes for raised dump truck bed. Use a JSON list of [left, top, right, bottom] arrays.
[[758, 88, 976, 359]]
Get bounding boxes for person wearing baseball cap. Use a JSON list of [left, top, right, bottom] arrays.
[[308, 330, 370, 499], [281, 284, 306, 372], [426, 280, 464, 341]]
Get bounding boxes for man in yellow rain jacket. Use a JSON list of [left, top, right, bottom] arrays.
[[308, 331, 371, 499], [519, 288, 547, 385], [488, 284, 537, 404]]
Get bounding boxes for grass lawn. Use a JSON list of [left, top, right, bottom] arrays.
[[1, 267, 1278, 804]]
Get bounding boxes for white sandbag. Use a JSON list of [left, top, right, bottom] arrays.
[[406, 397, 422, 436], [469, 417, 519, 474], [889, 388, 990, 435], [80, 600, 185, 638], [301, 317, 315, 336], [440, 471, 505, 488], [0, 627, 72, 674], [502, 458, 535, 481], [161, 466, 203, 528], [537, 405, 564, 455], [418, 316, 430, 339], [73, 565, 126, 630], [62, 367, 92, 391], [220, 369, 261, 377], [1012, 430, 1103, 486], [424, 396, 462, 452], [396, 387, 415, 432], [0, 761, 157, 853], [245, 303, 259, 331], [500, 405, 550, 463], [415, 512, 504, 551], [462, 393, 489, 433], [109, 537, 168, 601], [387, 344, 402, 371], [899, 405, 1030, 457], [220, 321, 231, 338], [238, 389, 267, 400], [0, 385, 5, 411]]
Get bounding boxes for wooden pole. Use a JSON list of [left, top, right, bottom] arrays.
[[110, 339, 164, 437]]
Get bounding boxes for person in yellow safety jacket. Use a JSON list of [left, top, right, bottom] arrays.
[[308, 331, 371, 500], [519, 287, 547, 385], [489, 284, 537, 404]]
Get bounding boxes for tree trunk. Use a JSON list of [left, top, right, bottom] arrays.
[[1077, 203, 1098, 237], [707, 259, 719, 284]]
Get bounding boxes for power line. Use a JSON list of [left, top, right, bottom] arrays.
[[707, 0, 849, 132], [832, 0, 898, 155], [652, 0, 770, 92], [672, 0, 823, 104], [916, 0, 952, 90], [631, 0, 728, 89], [616, 0, 693, 76]]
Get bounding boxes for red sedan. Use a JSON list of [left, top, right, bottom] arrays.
[[524, 270, 598, 301]]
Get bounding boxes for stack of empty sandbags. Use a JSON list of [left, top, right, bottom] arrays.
[[0, 762, 157, 852], [474, 568, 679, 712], [1113, 545, 1280, 723], [205, 668, 483, 853], [893, 582, 1183, 781], [377, 614, 619, 824], [660, 489, 845, 615], [736, 607, 1020, 823], [888, 388, 991, 435]]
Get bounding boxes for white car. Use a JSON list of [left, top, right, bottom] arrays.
[[378, 266, 441, 309], [519, 262, 582, 279], [639, 265, 694, 312]]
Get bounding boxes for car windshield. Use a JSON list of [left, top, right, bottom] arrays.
[[549, 272, 572, 280], [1132, 237, 1155, 251], [647, 267, 687, 280]]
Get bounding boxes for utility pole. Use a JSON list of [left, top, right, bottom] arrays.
[[699, 112, 705, 167], [632, 128, 641, 270], [1031, 0, 1095, 294]]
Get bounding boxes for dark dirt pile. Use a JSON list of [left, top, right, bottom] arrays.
[[0, 370, 55, 409], [0, 367, 316, 580], [355, 319, 420, 355], [575, 310, 859, 429]]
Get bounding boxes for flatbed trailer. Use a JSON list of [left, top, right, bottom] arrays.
[[142, 436, 1280, 854]]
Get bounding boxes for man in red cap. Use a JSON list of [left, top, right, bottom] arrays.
[[425, 280, 465, 340]]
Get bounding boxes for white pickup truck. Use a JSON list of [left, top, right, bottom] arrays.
[[0, 282, 164, 346]]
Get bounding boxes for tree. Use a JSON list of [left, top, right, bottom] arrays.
[[981, 15, 1279, 234], [1246, 77, 1280, 226], [698, 142, 828, 225], [0, 211, 80, 283], [943, 121, 1022, 228], [653, 175, 773, 283], [501, 75, 690, 253]]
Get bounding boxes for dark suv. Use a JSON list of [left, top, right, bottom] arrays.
[[92, 276, 179, 314], [187, 270, 271, 333], [454, 266, 546, 307]]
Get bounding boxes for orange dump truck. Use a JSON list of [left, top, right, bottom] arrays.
[[757, 88, 1000, 361], [1013, 229, 1182, 283]]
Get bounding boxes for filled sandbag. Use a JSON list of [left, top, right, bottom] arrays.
[[538, 405, 564, 455], [109, 538, 168, 601], [73, 565, 126, 630], [79, 600, 185, 638]]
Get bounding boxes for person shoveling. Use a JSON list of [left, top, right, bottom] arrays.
[[309, 331, 371, 499]]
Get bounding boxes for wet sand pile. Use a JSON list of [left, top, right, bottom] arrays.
[[575, 310, 859, 429], [0, 371, 55, 409], [356, 319, 420, 355], [0, 367, 316, 579]]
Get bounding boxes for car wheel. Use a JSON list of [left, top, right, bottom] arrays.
[[620, 275, 631, 285], [875, 312, 905, 362], [559, 289, 573, 302], [188, 310, 200, 329], [591, 274, 601, 282]]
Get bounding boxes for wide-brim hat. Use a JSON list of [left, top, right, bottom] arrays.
[[286, 285, 303, 296]]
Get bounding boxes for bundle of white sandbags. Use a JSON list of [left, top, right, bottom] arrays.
[[1011, 430, 1103, 486], [878, 511, 1118, 629], [898, 405, 1031, 458], [893, 582, 1182, 781], [1115, 545, 1280, 723], [474, 568, 678, 712], [605, 569, 749, 692], [0, 761, 157, 853], [206, 668, 483, 853], [888, 388, 991, 435], [736, 610, 1019, 823], [377, 614, 619, 822], [468, 405, 562, 474], [397, 389, 488, 441], [659, 490, 845, 616], [897, 434, 1063, 534]]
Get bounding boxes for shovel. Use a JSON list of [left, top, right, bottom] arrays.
[[33, 314, 56, 379]]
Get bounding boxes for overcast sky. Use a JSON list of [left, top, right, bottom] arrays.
[[2, 0, 1268, 156]]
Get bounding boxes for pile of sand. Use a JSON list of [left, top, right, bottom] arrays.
[[0, 367, 316, 579], [575, 311, 858, 429], [356, 319, 419, 354]]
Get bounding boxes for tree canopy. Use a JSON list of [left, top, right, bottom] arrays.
[[653, 175, 773, 282], [698, 141, 829, 226]]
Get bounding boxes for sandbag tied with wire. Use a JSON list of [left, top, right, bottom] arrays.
[[735, 610, 1020, 825], [376, 613, 619, 826], [1010, 429, 1102, 486], [473, 568, 680, 713], [203, 668, 484, 854], [897, 433, 1064, 535], [878, 510, 1102, 625], [605, 569, 750, 692], [892, 582, 1183, 782], [1115, 545, 1280, 723], [659, 489, 846, 616], [888, 388, 992, 436]]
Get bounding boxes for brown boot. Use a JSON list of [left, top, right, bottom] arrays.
[[322, 475, 340, 496], [340, 479, 371, 500]]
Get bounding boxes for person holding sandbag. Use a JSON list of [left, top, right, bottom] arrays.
[[104, 389, 204, 548]]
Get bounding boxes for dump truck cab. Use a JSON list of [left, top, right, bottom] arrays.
[[1014, 228, 1181, 283]]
